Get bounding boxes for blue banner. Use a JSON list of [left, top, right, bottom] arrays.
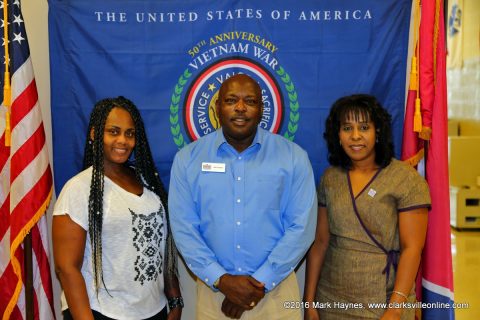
[[49, 0, 411, 191]]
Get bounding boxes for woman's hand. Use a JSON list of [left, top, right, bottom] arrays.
[[380, 308, 401, 320], [167, 307, 182, 320], [304, 307, 320, 320]]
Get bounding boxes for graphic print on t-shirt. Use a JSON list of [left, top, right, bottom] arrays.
[[131, 207, 164, 285]]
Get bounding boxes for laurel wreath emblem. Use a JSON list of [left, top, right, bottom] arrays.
[[276, 66, 300, 141], [170, 68, 192, 149], [169, 66, 300, 149]]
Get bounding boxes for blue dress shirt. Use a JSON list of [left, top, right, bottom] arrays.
[[169, 128, 317, 291]]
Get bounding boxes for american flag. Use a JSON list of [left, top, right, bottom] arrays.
[[0, 0, 55, 319]]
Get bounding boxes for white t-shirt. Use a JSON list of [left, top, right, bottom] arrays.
[[53, 167, 167, 319]]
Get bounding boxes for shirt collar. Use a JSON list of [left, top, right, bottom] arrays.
[[214, 127, 264, 153]]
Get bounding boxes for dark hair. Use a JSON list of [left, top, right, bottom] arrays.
[[324, 94, 394, 169], [83, 96, 177, 292]]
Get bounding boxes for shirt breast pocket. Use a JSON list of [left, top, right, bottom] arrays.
[[197, 171, 231, 204], [255, 174, 285, 211]]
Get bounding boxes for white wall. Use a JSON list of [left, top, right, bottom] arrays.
[[447, 58, 480, 120], [446, 0, 480, 120]]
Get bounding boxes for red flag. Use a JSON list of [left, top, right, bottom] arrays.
[[402, 0, 454, 318], [0, 0, 55, 319]]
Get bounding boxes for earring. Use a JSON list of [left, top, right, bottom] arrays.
[[376, 137, 379, 143]]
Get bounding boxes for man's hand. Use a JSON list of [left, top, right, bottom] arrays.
[[221, 298, 246, 319], [217, 274, 265, 309]]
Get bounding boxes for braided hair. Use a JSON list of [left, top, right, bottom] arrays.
[[83, 96, 178, 292]]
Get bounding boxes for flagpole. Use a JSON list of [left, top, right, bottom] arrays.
[[2, 0, 11, 146], [24, 233, 34, 320]]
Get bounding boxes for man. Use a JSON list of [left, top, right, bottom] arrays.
[[169, 74, 316, 319]]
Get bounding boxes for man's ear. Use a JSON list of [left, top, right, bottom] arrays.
[[90, 128, 95, 141]]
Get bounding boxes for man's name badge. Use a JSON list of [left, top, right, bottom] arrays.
[[201, 162, 226, 173]]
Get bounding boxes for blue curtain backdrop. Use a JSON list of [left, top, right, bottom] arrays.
[[48, 0, 411, 191]]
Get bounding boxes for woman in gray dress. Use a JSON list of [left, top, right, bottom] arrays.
[[303, 94, 430, 320]]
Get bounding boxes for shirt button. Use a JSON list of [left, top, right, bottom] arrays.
[[236, 221, 241, 226], [238, 156, 242, 160], [272, 282, 276, 287], [237, 176, 242, 181], [205, 278, 209, 283], [236, 245, 241, 249], [236, 199, 241, 203], [238, 267, 242, 272]]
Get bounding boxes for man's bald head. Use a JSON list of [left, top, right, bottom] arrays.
[[218, 74, 262, 103]]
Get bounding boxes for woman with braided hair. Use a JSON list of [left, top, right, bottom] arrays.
[[53, 97, 182, 320]]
